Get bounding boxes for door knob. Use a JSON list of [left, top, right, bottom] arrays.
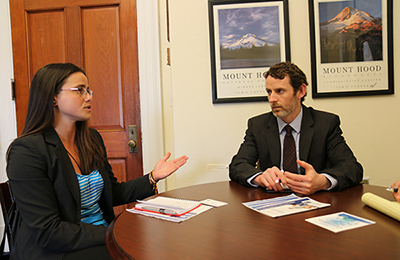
[[128, 140, 136, 148], [128, 125, 138, 153]]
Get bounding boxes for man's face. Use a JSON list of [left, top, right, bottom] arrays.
[[265, 75, 304, 123]]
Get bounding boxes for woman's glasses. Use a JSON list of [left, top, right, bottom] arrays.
[[60, 86, 93, 97]]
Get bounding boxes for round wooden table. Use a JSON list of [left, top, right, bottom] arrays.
[[106, 182, 400, 259]]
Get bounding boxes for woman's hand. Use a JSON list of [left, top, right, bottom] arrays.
[[152, 152, 188, 181]]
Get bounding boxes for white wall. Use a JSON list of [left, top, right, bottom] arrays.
[[0, 0, 16, 250], [161, 0, 399, 189], [0, 0, 17, 182]]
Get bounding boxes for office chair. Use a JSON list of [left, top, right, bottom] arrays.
[[0, 181, 13, 260]]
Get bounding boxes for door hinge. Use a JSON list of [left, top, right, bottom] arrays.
[[11, 78, 15, 100], [167, 47, 171, 66]]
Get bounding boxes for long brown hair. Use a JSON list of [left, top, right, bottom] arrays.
[[7, 63, 106, 174]]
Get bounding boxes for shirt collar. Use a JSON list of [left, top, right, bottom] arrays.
[[277, 106, 303, 134]]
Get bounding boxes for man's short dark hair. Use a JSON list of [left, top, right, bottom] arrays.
[[263, 61, 308, 102]]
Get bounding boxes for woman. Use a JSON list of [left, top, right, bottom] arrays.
[[6, 63, 188, 259]]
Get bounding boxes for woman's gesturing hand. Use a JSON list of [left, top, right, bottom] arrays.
[[152, 152, 189, 181]]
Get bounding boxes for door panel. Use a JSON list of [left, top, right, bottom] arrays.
[[29, 11, 65, 70], [82, 6, 124, 130], [9, 0, 142, 215]]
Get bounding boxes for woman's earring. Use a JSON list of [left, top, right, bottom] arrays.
[[53, 101, 57, 106]]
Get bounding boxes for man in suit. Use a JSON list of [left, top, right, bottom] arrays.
[[229, 62, 363, 195]]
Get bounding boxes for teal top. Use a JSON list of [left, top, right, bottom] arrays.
[[76, 170, 108, 226]]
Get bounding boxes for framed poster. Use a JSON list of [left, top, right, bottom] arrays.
[[208, 0, 290, 103], [309, 0, 394, 98]]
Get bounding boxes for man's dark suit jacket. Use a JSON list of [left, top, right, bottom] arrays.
[[7, 128, 154, 260], [229, 105, 363, 191]]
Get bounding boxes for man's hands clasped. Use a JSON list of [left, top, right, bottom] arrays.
[[253, 159, 330, 195]]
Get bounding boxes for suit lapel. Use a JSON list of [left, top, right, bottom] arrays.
[[44, 129, 81, 205], [299, 106, 314, 167], [265, 114, 281, 167]]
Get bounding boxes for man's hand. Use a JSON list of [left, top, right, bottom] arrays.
[[253, 166, 287, 192], [285, 159, 330, 195]]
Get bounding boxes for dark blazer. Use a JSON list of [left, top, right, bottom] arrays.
[[7, 128, 154, 260], [229, 105, 363, 191]]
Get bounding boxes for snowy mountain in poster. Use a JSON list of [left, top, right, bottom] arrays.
[[220, 33, 280, 69], [319, 6, 382, 63], [216, 5, 282, 69], [223, 33, 278, 50]]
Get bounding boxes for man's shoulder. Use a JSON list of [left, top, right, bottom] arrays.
[[304, 106, 339, 120], [249, 111, 274, 122], [302, 106, 341, 130]]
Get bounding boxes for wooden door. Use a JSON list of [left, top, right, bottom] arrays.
[[9, 0, 143, 215]]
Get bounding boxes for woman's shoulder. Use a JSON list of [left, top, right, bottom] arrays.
[[12, 132, 46, 146], [11, 128, 61, 151], [7, 133, 48, 162]]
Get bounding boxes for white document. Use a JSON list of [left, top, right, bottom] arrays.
[[243, 193, 330, 218], [127, 205, 212, 223], [135, 196, 201, 216], [306, 212, 375, 233], [200, 199, 228, 207]]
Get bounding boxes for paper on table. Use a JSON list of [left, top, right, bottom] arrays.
[[135, 196, 201, 216], [361, 192, 400, 222], [200, 199, 228, 207], [127, 205, 212, 223], [243, 193, 330, 218], [306, 212, 375, 233]]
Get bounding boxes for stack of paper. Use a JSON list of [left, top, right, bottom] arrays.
[[243, 193, 330, 218], [134, 196, 202, 216], [127, 196, 212, 222]]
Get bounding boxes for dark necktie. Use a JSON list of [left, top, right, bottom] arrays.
[[283, 125, 297, 173]]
